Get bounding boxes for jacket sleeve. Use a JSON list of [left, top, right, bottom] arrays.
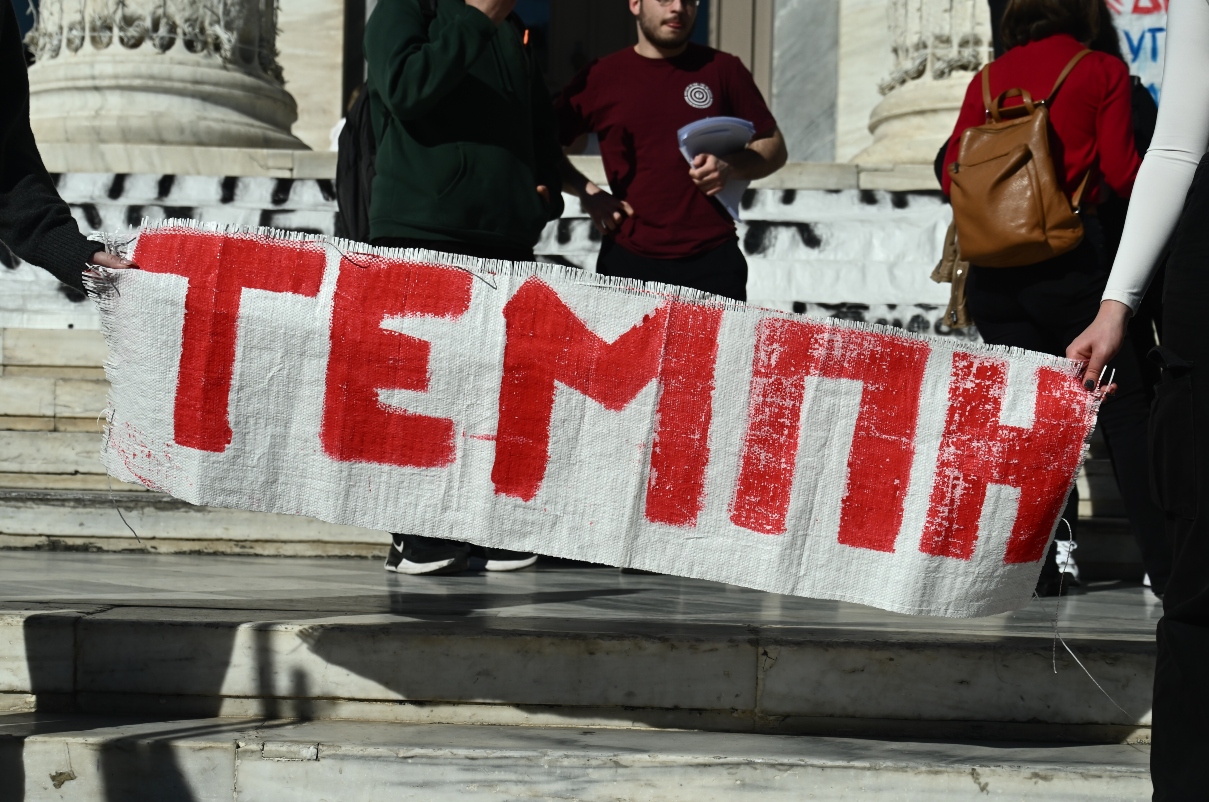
[[1095, 57, 1143, 198], [529, 64, 565, 222], [365, 0, 500, 122], [1103, 0, 1209, 311], [0, 2, 96, 292], [940, 75, 989, 196]]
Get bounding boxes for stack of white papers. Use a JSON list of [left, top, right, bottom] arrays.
[[677, 116, 757, 220]]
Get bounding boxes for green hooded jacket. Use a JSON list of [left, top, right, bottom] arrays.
[[364, 0, 565, 249]]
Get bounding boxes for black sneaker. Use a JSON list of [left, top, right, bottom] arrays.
[[385, 534, 470, 575], [469, 545, 538, 572], [1035, 540, 1077, 597]]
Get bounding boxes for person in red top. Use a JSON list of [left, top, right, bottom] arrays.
[[941, 21, 1139, 201], [942, 0, 1163, 598], [554, 0, 787, 302]]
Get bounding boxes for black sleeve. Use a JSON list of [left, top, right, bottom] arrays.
[[528, 47, 565, 222], [0, 2, 97, 292]]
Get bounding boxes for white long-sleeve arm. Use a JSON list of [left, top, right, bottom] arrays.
[[1102, 0, 1209, 311]]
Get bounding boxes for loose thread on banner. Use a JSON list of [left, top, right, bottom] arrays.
[[322, 241, 500, 291], [98, 406, 145, 549], [1038, 518, 1133, 721]]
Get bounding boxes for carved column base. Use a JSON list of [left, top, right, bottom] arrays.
[[29, 50, 303, 149], [851, 73, 973, 166], [26, 0, 303, 151]]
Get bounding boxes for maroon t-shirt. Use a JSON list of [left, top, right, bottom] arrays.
[[555, 44, 778, 259]]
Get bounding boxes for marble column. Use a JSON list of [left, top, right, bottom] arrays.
[[852, 0, 991, 165], [25, 0, 304, 149]]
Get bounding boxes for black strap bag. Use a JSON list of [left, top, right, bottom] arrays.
[[334, 0, 437, 242]]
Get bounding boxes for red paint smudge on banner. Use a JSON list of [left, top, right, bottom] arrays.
[[730, 319, 930, 551], [135, 230, 325, 453], [920, 353, 1093, 563], [493, 278, 722, 526], [321, 255, 473, 467]]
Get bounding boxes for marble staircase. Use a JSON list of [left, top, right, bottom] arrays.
[[0, 714, 1151, 800], [0, 552, 1157, 799]]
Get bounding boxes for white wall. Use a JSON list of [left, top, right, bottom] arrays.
[[835, 0, 893, 163], [772, 0, 839, 162], [278, 0, 347, 152]]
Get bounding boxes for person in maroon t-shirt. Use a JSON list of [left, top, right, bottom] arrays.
[[555, 0, 786, 302]]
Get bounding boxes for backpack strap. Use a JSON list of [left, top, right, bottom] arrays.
[[981, 65, 993, 118], [1049, 49, 1094, 207], [1070, 170, 1092, 210], [1046, 49, 1092, 103]]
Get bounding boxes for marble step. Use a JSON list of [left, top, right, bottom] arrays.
[[0, 490, 382, 556], [0, 329, 107, 379], [0, 713, 1150, 801], [0, 376, 108, 432], [0, 560, 1157, 744], [0, 486, 1145, 577]]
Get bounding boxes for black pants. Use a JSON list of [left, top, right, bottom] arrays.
[[1150, 155, 1209, 801], [966, 219, 1172, 590], [596, 238, 748, 302], [371, 236, 535, 554]]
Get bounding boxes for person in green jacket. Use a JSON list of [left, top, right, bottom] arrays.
[[364, 0, 564, 261], [366, 0, 562, 575]]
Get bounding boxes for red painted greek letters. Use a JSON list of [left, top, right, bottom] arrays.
[[645, 302, 724, 526], [134, 230, 325, 452], [493, 278, 722, 525], [920, 353, 1092, 563], [730, 319, 930, 550], [321, 255, 473, 468]]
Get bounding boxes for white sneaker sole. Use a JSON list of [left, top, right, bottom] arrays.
[[483, 555, 538, 572], [387, 556, 463, 575]]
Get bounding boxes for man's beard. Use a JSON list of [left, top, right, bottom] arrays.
[[637, 8, 695, 48]]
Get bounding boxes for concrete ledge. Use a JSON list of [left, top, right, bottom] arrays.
[[1, 714, 1150, 801], [0, 578, 1157, 742], [0, 490, 383, 551], [857, 164, 941, 192], [38, 144, 339, 181], [751, 161, 859, 190], [36, 146, 942, 191]]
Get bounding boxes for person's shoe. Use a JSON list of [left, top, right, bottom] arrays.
[[385, 534, 469, 575], [1035, 539, 1079, 597], [470, 545, 538, 572], [1055, 539, 1081, 585]]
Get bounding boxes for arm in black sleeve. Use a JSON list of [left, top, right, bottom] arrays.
[[365, 0, 500, 122], [0, 2, 97, 292], [529, 62, 565, 222]]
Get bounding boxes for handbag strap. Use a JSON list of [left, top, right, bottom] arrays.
[[1071, 170, 1092, 210]]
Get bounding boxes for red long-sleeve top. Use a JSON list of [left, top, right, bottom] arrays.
[[941, 34, 1141, 203]]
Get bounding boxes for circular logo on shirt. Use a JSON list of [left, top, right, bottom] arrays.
[[684, 83, 714, 109]]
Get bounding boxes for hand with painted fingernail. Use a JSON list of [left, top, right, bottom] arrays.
[[1067, 300, 1130, 392], [89, 251, 138, 270]]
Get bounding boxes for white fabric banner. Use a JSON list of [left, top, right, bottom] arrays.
[[93, 224, 1100, 617]]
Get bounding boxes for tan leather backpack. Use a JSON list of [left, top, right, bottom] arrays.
[[948, 50, 1092, 268]]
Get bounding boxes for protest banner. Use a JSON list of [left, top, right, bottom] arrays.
[[91, 223, 1100, 617]]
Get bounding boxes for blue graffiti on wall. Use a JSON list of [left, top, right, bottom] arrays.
[[1121, 25, 1165, 101]]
